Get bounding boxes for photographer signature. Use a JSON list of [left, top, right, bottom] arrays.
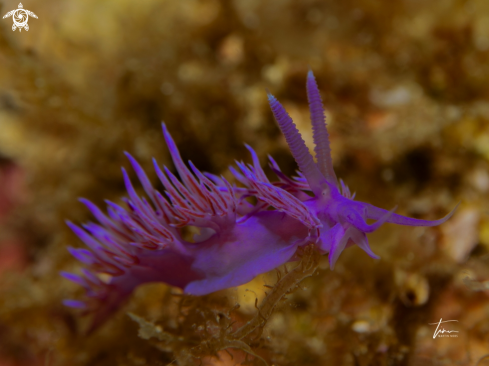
[[428, 318, 459, 339]]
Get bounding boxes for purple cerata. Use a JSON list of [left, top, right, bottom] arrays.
[[62, 71, 456, 331]]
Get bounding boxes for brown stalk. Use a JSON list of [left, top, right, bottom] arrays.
[[231, 244, 320, 341]]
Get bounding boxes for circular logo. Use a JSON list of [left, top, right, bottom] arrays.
[[12, 9, 28, 28]]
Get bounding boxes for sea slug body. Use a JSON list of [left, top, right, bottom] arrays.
[[62, 71, 456, 331]]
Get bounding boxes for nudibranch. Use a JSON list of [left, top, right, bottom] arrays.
[[62, 71, 456, 331]]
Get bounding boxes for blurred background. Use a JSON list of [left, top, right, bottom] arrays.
[[0, 0, 489, 365]]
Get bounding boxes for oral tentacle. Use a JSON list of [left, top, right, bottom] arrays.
[[342, 205, 397, 233], [329, 225, 354, 269], [363, 202, 459, 227], [349, 228, 380, 259]]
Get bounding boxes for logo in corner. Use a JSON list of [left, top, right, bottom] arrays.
[[2, 3, 38, 32], [428, 318, 459, 339]]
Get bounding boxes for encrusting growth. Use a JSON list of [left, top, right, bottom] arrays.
[[62, 70, 457, 332], [128, 244, 321, 366]]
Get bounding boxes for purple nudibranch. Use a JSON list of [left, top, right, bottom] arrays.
[[62, 71, 457, 332]]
